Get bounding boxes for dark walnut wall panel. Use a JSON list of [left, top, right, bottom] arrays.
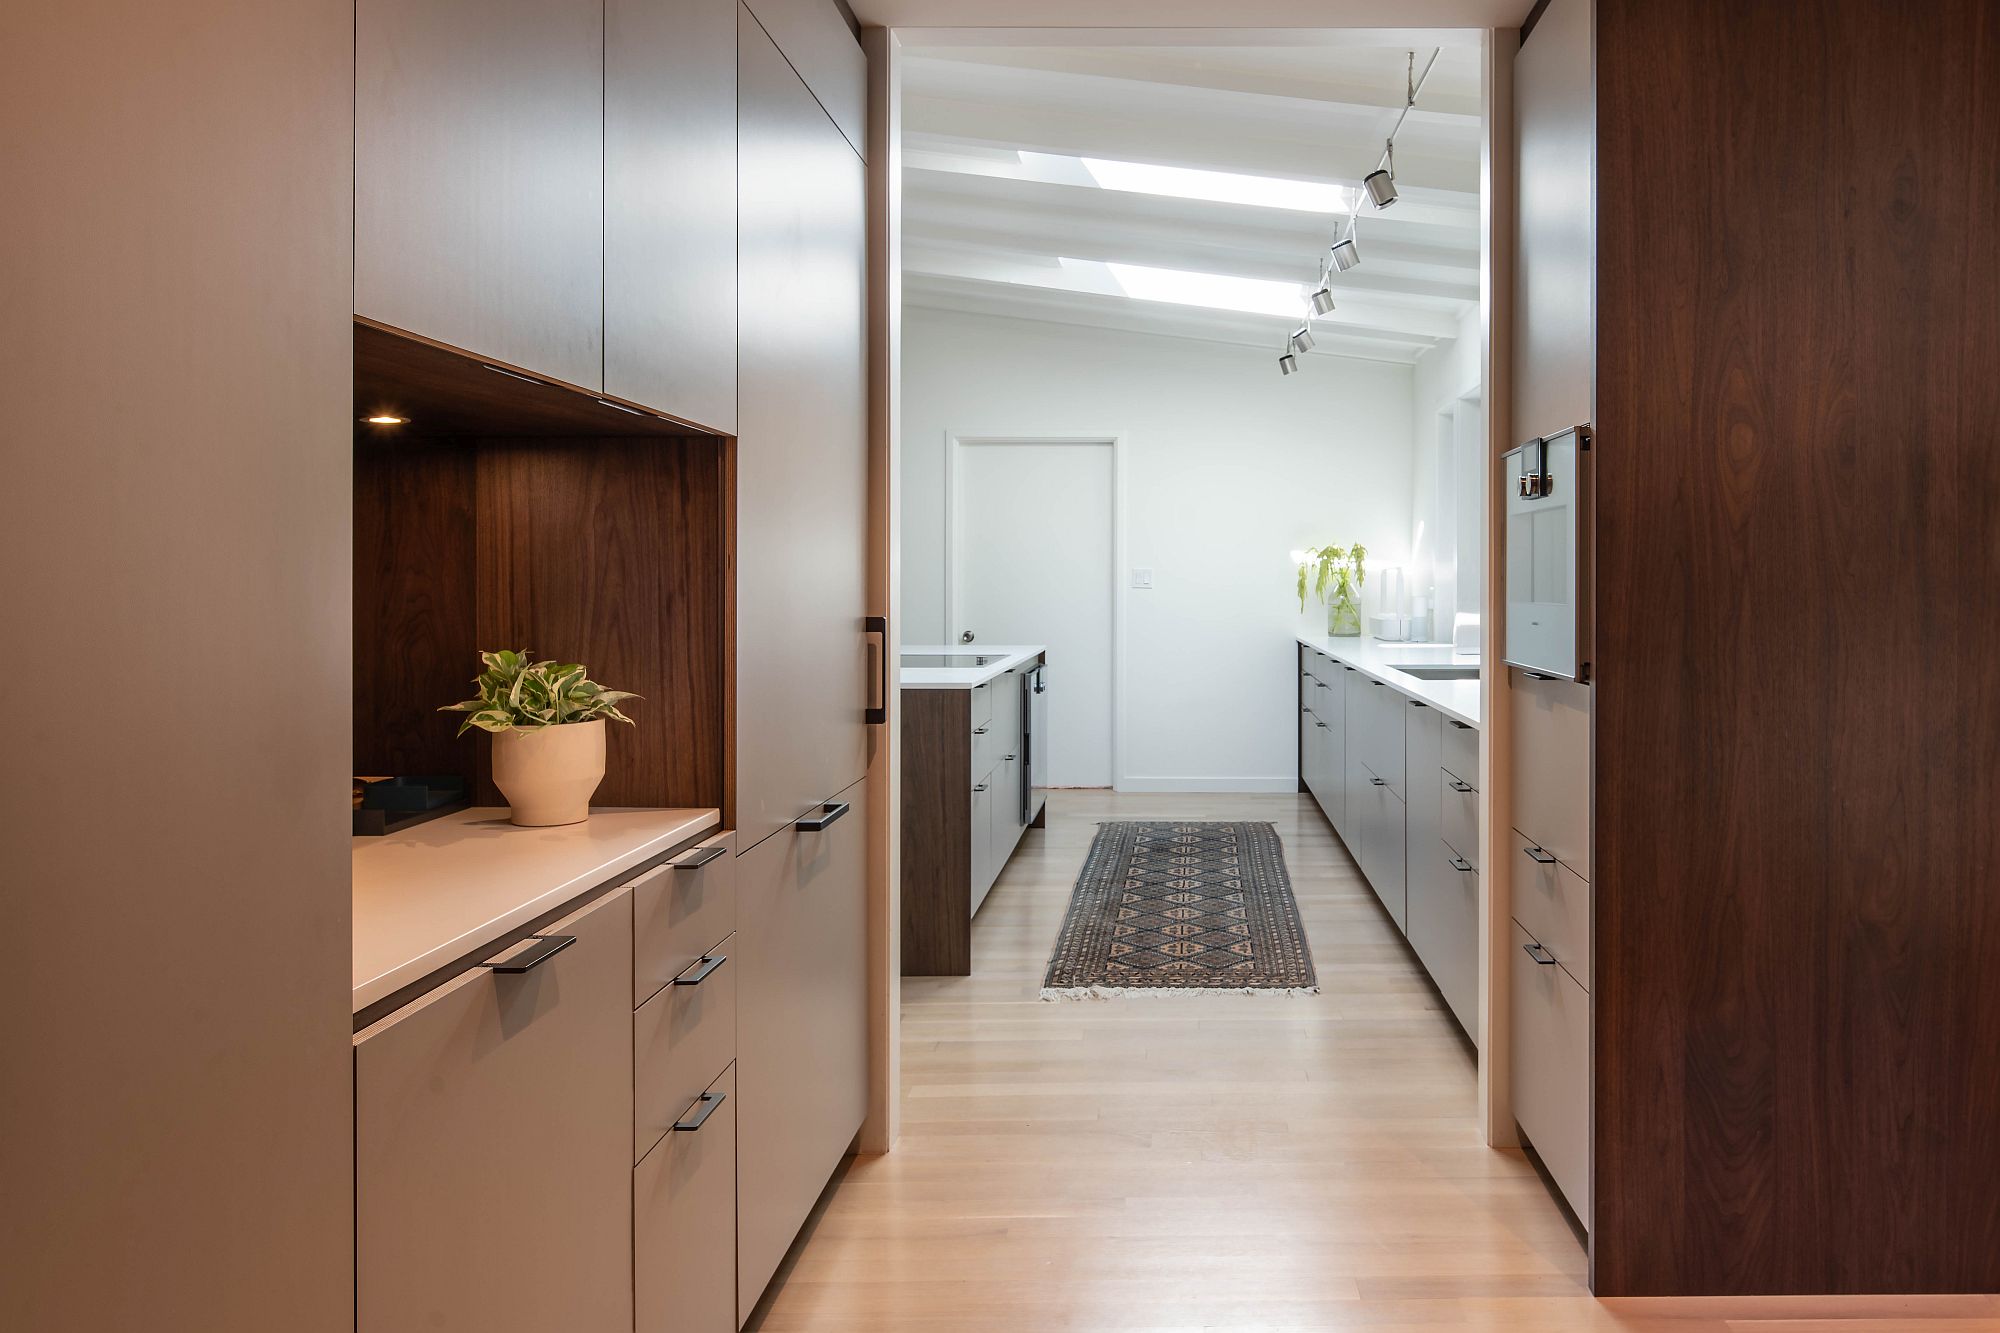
[[1593, 0, 2000, 1296]]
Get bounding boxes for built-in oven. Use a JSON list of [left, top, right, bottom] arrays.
[[1020, 663, 1048, 824], [1503, 424, 1591, 683]]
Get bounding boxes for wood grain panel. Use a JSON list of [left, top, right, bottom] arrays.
[[900, 688, 972, 976], [354, 436, 477, 781], [1593, 0, 2000, 1296], [475, 437, 730, 811]]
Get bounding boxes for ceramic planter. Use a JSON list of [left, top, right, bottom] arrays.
[[491, 719, 606, 827]]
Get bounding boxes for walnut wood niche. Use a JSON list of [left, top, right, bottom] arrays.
[[353, 322, 734, 819]]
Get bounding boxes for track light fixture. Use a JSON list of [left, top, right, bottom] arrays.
[[1290, 326, 1316, 354], [1364, 141, 1398, 209], [1310, 282, 1336, 315], [1278, 351, 1299, 376], [1329, 235, 1361, 271]]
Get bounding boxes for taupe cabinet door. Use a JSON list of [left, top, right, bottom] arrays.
[[635, 1066, 737, 1333], [606, 0, 738, 430], [734, 3, 868, 850], [737, 779, 870, 1317], [356, 891, 634, 1333], [356, 0, 605, 386]]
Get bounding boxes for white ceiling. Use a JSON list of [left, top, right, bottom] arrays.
[[900, 40, 1487, 364]]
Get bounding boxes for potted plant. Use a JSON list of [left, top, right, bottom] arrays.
[[440, 650, 638, 827], [1296, 544, 1368, 637]]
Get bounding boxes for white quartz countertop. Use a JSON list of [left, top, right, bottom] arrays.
[[1295, 634, 1482, 728], [900, 644, 1046, 690], [352, 805, 719, 1013]]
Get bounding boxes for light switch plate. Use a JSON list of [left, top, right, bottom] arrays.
[[1131, 568, 1154, 589]]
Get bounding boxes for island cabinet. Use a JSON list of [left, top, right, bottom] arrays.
[[901, 665, 1043, 977]]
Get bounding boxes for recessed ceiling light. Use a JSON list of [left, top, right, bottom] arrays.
[[1101, 261, 1309, 320], [362, 414, 408, 426], [1078, 157, 1356, 215]]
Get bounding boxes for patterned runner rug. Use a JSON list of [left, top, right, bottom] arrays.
[[1041, 821, 1317, 998]]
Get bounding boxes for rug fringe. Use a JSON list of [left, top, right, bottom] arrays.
[[1039, 984, 1321, 1001]]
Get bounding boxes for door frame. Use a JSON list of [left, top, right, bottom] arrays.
[[941, 430, 1126, 791]]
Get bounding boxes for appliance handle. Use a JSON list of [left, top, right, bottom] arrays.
[[864, 615, 888, 725]]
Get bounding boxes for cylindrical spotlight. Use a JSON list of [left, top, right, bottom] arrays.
[[1310, 284, 1336, 315], [1290, 326, 1315, 354], [1364, 168, 1398, 209], [1278, 352, 1299, 376], [1329, 236, 1361, 271]]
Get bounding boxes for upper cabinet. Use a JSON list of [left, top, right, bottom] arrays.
[[356, 0, 606, 389], [739, 0, 866, 158], [606, 0, 738, 432]]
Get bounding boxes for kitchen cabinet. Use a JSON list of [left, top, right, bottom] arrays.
[[734, 3, 869, 850], [737, 778, 870, 1318], [635, 1066, 737, 1333], [606, 0, 737, 431], [739, 0, 866, 157], [1511, 919, 1590, 1228], [356, 888, 634, 1333], [903, 663, 1042, 975], [1512, 831, 1591, 991], [356, 0, 605, 387]]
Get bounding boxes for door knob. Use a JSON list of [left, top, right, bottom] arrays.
[[960, 630, 975, 644]]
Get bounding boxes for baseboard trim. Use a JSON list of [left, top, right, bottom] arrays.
[[1113, 777, 1302, 794]]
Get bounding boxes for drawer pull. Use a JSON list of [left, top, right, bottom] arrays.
[[973, 782, 988, 793], [673, 954, 727, 986], [1448, 779, 1473, 793], [670, 844, 727, 870], [795, 801, 850, 832], [673, 1090, 727, 1132], [973, 726, 989, 735], [1003, 753, 1017, 762], [1369, 777, 1388, 787], [1448, 854, 1473, 873], [1525, 845, 1558, 864], [1315, 722, 1328, 730], [1448, 719, 1472, 730], [479, 933, 574, 974], [1522, 941, 1558, 966]]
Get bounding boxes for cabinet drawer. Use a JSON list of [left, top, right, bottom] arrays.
[[1442, 718, 1478, 791], [970, 679, 994, 729], [1441, 774, 1478, 869], [635, 1065, 736, 1333], [634, 932, 737, 1164], [1512, 831, 1591, 989], [357, 888, 633, 1333], [1511, 920, 1591, 1228], [634, 832, 736, 1007]]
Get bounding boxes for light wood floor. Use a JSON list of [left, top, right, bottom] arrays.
[[750, 791, 2000, 1332]]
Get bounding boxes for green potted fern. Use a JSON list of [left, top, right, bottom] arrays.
[[1296, 544, 1368, 637], [441, 650, 638, 827]]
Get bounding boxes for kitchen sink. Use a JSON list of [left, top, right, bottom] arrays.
[[1390, 664, 1480, 681]]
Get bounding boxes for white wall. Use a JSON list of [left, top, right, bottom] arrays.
[[1409, 307, 1485, 638], [903, 306, 1413, 790]]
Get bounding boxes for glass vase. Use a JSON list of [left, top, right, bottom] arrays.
[[1328, 598, 1362, 637]]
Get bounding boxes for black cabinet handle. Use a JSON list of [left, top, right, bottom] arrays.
[[673, 954, 727, 986], [1448, 779, 1473, 794], [1523, 941, 1558, 966], [1410, 700, 1427, 709], [1315, 722, 1328, 730], [1448, 719, 1472, 730], [973, 726, 988, 735], [864, 614, 888, 725], [479, 933, 574, 973], [673, 1090, 727, 1132], [1369, 777, 1388, 787], [671, 843, 726, 870], [1448, 854, 1473, 873], [1003, 753, 1017, 762], [1525, 845, 1557, 864], [796, 801, 850, 832], [973, 782, 988, 793]]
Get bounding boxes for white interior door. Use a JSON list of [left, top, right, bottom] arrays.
[[951, 436, 1115, 788]]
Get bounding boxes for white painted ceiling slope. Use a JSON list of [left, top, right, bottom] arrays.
[[901, 41, 1485, 364]]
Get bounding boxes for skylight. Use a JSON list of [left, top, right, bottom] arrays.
[[1079, 157, 1356, 214], [1097, 261, 1309, 319]]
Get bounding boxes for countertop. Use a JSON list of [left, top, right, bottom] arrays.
[[900, 644, 1046, 690], [1296, 635, 1482, 728], [352, 805, 720, 1013]]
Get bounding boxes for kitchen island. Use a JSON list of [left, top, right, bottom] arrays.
[[900, 645, 1047, 975]]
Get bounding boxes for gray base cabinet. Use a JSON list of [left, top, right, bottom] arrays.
[[1511, 920, 1591, 1228], [1298, 643, 1476, 1036], [636, 1065, 738, 1333], [356, 889, 636, 1333], [737, 779, 870, 1321]]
